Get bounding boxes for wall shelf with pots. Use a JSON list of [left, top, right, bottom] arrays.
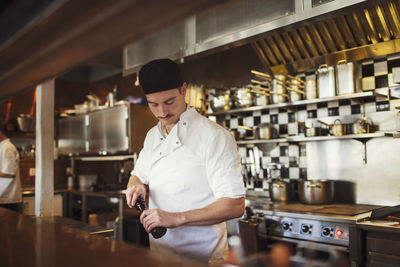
[[236, 132, 389, 145], [207, 91, 374, 116]]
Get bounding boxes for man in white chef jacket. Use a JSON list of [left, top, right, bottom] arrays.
[[125, 59, 245, 264], [0, 124, 22, 212]]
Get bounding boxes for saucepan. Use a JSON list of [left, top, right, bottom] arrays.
[[298, 179, 335, 205], [352, 117, 373, 134], [317, 119, 351, 136], [232, 87, 253, 109], [286, 74, 305, 102], [209, 89, 232, 112], [236, 123, 278, 140]]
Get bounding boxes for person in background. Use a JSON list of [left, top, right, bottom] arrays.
[[125, 58, 245, 264], [0, 124, 22, 212]]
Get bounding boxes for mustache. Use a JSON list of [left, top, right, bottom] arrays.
[[158, 114, 173, 120]]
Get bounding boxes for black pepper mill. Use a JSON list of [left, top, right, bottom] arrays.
[[134, 196, 167, 239]]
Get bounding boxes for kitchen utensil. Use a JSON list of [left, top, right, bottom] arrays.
[[286, 74, 305, 102], [298, 180, 335, 205], [352, 117, 372, 134], [269, 179, 290, 202], [317, 64, 336, 98], [210, 89, 231, 112], [317, 119, 345, 136], [17, 114, 35, 132], [78, 174, 98, 191], [233, 87, 253, 108], [74, 103, 89, 114], [248, 149, 256, 178], [387, 216, 400, 223], [87, 94, 100, 111], [135, 196, 167, 238], [305, 73, 317, 100], [248, 85, 270, 106], [237, 125, 256, 140], [255, 123, 278, 140], [336, 60, 355, 95], [271, 74, 288, 104]]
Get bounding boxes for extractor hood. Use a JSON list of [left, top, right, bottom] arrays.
[[123, 0, 385, 75]]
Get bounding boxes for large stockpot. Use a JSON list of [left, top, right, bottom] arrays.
[[286, 75, 305, 102], [305, 73, 317, 100], [298, 180, 335, 205], [271, 74, 288, 104], [269, 179, 298, 202], [317, 64, 336, 98], [336, 60, 355, 95]]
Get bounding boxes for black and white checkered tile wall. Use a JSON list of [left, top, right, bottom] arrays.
[[211, 53, 400, 192]]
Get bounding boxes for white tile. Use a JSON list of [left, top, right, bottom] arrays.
[[280, 157, 289, 164], [299, 157, 307, 168], [270, 108, 279, 114], [339, 105, 351, 116], [317, 108, 328, 118], [364, 102, 376, 114], [270, 147, 280, 157], [244, 117, 254, 127], [261, 157, 271, 168], [288, 145, 299, 157], [289, 168, 300, 179], [278, 113, 288, 124], [253, 110, 261, 116], [238, 147, 247, 158], [307, 103, 317, 110], [297, 110, 307, 122], [374, 61, 388, 76], [327, 101, 339, 107], [230, 118, 238, 128], [262, 180, 269, 189], [362, 77, 375, 91], [261, 115, 270, 123], [288, 123, 298, 136]]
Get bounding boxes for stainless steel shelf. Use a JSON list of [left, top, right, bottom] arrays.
[[73, 155, 134, 161], [236, 132, 388, 145], [208, 92, 374, 116]]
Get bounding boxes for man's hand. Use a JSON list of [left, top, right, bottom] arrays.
[[125, 175, 146, 208], [140, 208, 183, 233]]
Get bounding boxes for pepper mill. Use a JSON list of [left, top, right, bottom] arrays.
[[134, 196, 167, 239]]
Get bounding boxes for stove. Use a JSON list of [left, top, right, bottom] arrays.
[[250, 203, 381, 248]]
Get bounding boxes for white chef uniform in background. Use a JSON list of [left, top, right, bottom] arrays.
[[131, 107, 245, 263], [0, 138, 21, 204]]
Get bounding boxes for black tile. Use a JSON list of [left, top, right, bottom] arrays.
[[261, 109, 269, 115], [300, 144, 307, 156], [339, 99, 351, 106], [375, 75, 388, 88], [362, 63, 374, 77], [288, 112, 296, 123], [280, 167, 289, 179], [270, 114, 278, 124], [364, 96, 376, 103], [300, 168, 308, 179], [351, 104, 361, 114], [376, 101, 390, 112], [225, 120, 230, 128], [253, 116, 261, 126], [254, 181, 263, 188], [230, 115, 237, 119], [317, 102, 328, 108], [297, 105, 307, 110], [328, 107, 339, 116], [238, 118, 243, 125], [245, 112, 253, 117], [271, 157, 280, 163], [388, 58, 400, 73], [307, 110, 317, 118], [263, 169, 269, 178], [279, 124, 288, 135], [289, 160, 298, 167], [280, 146, 288, 156], [278, 108, 286, 113], [374, 57, 387, 63]]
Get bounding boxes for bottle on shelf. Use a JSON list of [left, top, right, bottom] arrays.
[[66, 167, 74, 191]]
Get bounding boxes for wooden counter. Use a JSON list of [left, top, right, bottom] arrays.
[[0, 208, 205, 267]]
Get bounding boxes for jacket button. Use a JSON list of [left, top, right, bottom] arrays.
[[176, 141, 179, 144], [183, 122, 187, 126], [160, 138, 163, 140], [159, 152, 162, 155]]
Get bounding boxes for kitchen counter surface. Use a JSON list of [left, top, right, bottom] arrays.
[[357, 220, 400, 232], [0, 208, 205, 267]]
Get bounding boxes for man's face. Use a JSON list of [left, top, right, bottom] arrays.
[[146, 83, 187, 129]]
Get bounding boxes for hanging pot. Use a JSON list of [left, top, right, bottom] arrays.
[[305, 73, 318, 100], [255, 123, 278, 140], [318, 119, 344, 136], [271, 74, 288, 104], [286, 74, 305, 102], [210, 89, 231, 112], [233, 87, 253, 108]]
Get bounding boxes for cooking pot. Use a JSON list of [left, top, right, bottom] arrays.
[[317, 64, 336, 98], [305, 73, 317, 100], [271, 74, 288, 104], [352, 117, 372, 134], [305, 126, 329, 137], [298, 180, 335, 205], [248, 85, 270, 106], [233, 87, 253, 108], [336, 60, 355, 95], [269, 179, 298, 202], [237, 125, 256, 140], [255, 123, 278, 140], [17, 114, 35, 132], [210, 89, 231, 112], [318, 119, 347, 136], [286, 75, 305, 102]]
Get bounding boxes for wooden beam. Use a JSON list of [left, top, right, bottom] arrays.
[[0, 0, 232, 100], [35, 80, 55, 217]]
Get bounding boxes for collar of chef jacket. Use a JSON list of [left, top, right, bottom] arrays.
[[149, 107, 196, 163]]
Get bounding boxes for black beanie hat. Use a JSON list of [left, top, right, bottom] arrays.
[[138, 58, 183, 94]]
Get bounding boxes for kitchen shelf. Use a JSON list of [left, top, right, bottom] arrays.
[[208, 91, 374, 116], [73, 154, 134, 161], [236, 132, 388, 145]]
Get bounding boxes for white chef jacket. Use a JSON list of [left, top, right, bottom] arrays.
[[131, 107, 245, 263], [0, 138, 21, 204]]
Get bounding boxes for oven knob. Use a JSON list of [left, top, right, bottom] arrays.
[[282, 223, 290, 231], [322, 227, 331, 236], [301, 225, 310, 233]]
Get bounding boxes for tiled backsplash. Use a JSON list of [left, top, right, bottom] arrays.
[[210, 53, 400, 193]]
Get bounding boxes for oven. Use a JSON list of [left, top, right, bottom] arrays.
[[241, 203, 380, 266]]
